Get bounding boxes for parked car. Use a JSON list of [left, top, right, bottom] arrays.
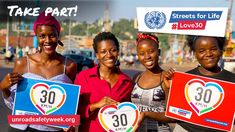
[[0, 48, 5, 54], [224, 57, 235, 73], [79, 48, 96, 60], [63, 48, 96, 60], [63, 54, 95, 73]]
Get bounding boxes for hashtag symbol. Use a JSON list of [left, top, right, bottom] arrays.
[[172, 24, 177, 30]]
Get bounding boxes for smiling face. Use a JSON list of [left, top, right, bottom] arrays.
[[137, 39, 159, 70], [36, 25, 59, 55], [96, 40, 119, 68], [194, 37, 222, 70]]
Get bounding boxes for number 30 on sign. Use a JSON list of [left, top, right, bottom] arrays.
[[30, 83, 67, 115], [98, 102, 139, 132], [185, 79, 224, 116]]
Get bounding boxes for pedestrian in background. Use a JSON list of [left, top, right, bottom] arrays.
[[17, 47, 23, 59]]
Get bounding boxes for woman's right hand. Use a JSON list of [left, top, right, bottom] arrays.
[[163, 68, 175, 92], [90, 96, 118, 113], [0, 72, 23, 91], [132, 112, 145, 132]]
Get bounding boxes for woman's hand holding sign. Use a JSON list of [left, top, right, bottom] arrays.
[[163, 68, 175, 93], [90, 96, 119, 113], [0, 72, 23, 98], [132, 112, 145, 132]]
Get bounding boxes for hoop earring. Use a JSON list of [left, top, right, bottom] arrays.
[[115, 59, 120, 66], [38, 47, 42, 53]]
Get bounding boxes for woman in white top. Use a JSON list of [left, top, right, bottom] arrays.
[[131, 33, 175, 132], [0, 12, 77, 132]]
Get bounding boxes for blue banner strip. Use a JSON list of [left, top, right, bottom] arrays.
[[169, 11, 222, 23]]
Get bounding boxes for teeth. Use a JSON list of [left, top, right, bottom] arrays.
[[145, 61, 153, 65], [107, 59, 114, 62], [206, 59, 214, 61], [44, 45, 52, 49]]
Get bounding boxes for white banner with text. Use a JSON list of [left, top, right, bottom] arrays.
[[137, 7, 228, 37]]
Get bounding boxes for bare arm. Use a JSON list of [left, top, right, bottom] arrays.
[[162, 68, 175, 104], [66, 58, 77, 82], [0, 57, 27, 98]]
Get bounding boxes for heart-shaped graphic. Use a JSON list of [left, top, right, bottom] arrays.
[[98, 102, 139, 132], [185, 79, 224, 116], [30, 83, 66, 115]]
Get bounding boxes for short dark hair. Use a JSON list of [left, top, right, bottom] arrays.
[[186, 35, 226, 51], [93, 32, 119, 53]]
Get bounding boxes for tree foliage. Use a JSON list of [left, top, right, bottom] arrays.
[[112, 19, 137, 40], [60, 18, 138, 40], [0, 23, 6, 29]]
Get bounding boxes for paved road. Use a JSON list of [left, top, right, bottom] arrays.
[[0, 67, 12, 132]]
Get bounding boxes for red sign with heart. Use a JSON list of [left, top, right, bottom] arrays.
[[166, 72, 235, 131]]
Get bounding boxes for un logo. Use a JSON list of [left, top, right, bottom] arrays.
[[145, 11, 166, 29]]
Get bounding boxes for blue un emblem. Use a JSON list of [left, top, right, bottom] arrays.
[[145, 11, 166, 29]]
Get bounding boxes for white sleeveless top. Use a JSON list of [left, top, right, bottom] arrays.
[[131, 72, 171, 132], [5, 56, 72, 131]]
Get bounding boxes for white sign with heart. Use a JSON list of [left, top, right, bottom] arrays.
[[98, 102, 139, 132], [30, 83, 66, 115], [185, 79, 224, 116]]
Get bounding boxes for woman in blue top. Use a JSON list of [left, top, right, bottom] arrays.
[[0, 12, 77, 131]]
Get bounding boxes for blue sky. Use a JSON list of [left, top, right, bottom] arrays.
[[76, 0, 235, 30]]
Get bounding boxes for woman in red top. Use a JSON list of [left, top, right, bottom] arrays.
[[74, 32, 133, 132]]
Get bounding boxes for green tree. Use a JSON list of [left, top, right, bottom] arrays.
[[0, 22, 6, 29], [158, 33, 169, 55], [72, 21, 87, 36], [112, 19, 137, 40]]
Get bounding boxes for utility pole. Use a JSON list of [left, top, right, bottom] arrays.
[[229, 0, 233, 19], [6, 17, 9, 51], [68, 18, 71, 50], [224, 0, 234, 57], [103, 3, 111, 32], [227, 0, 233, 46], [17, 20, 20, 48]]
